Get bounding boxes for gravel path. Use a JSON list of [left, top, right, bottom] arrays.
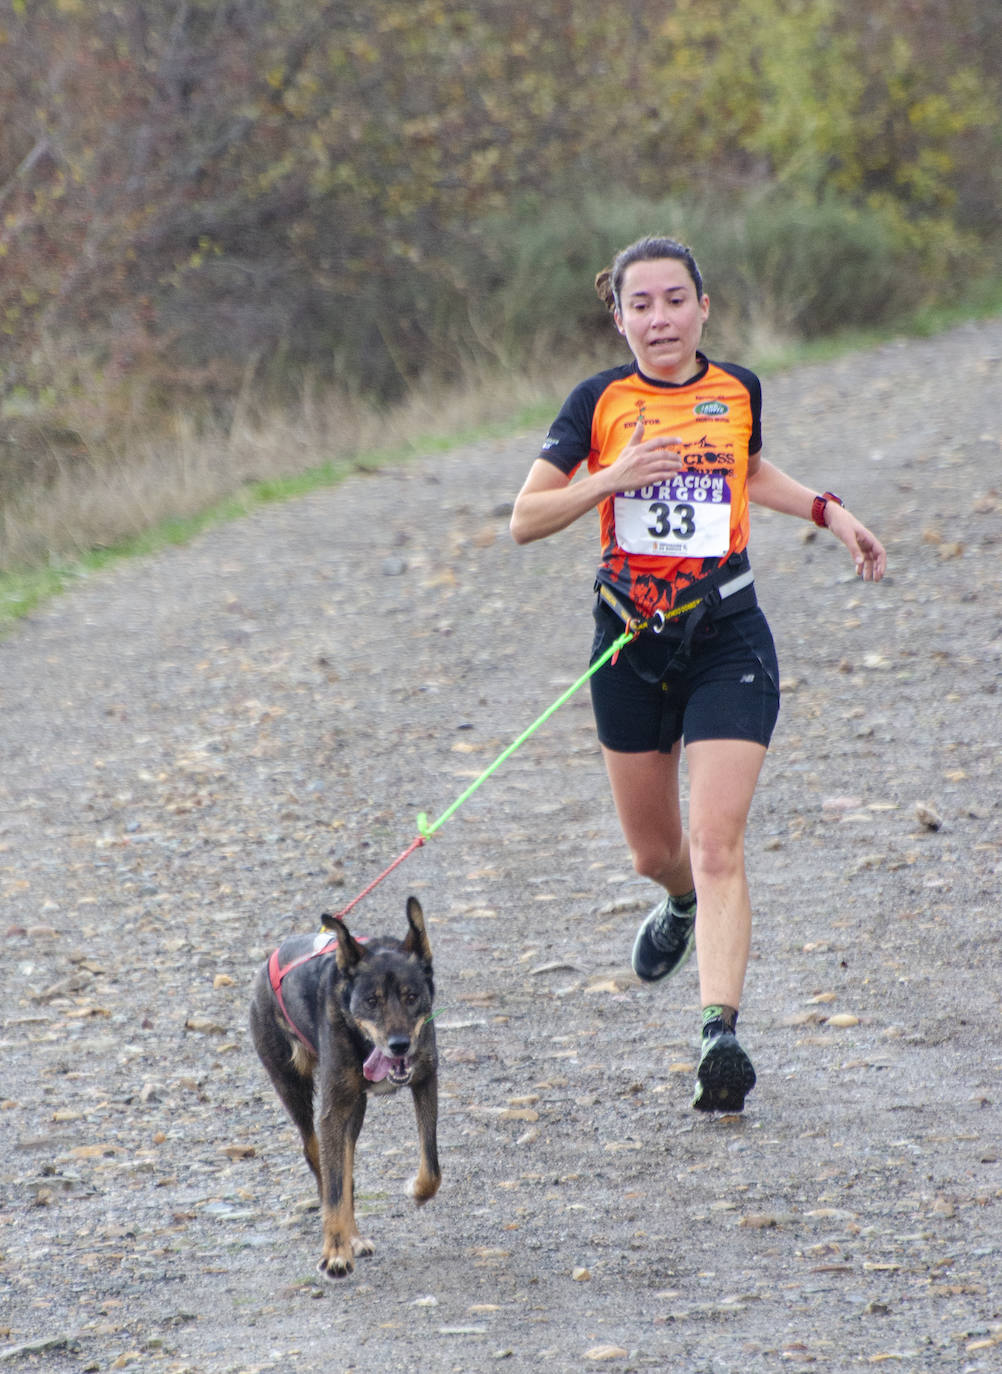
[[2, 319, 1001, 1373]]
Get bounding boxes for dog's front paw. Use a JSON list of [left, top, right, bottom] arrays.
[[351, 1233, 375, 1258], [318, 1249, 354, 1279]]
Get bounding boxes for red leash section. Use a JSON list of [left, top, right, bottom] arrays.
[[327, 834, 425, 921]]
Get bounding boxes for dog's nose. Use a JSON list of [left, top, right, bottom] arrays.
[[387, 1035, 411, 1058]]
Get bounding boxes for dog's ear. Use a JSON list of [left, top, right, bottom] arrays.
[[324, 916, 367, 973], [402, 896, 432, 964]]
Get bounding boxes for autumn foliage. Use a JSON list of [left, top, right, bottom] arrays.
[[1, 0, 1000, 426]]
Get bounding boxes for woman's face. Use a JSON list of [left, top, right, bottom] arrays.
[[614, 258, 709, 383]]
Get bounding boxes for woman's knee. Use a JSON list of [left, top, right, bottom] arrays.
[[628, 832, 687, 885], [688, 826, 745, 885]]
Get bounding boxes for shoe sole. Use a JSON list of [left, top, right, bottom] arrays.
[[630, 923, 696, 983], [692, 1037, 756, 1113]]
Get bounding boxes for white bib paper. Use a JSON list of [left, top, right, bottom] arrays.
[[614, 473, 732, 557]]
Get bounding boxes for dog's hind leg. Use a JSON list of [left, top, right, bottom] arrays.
[[250, 1006, 322, 1187], [277, 1051, 322, 1188], [408, 1072, 441, 1205]]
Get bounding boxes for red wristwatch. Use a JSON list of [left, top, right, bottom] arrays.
[[811, 490, 844, 528]]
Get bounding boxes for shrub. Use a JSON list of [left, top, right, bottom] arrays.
[[466, 187, 982, 363]]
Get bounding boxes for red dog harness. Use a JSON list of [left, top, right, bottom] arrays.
[[268, 935, 339, 1056]]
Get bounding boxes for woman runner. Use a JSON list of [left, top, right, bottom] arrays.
[[510, 235, 886, 1112]]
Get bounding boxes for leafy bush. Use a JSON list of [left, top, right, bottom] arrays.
[[465, 187, 986, 366], [693, 195, 922, 339]]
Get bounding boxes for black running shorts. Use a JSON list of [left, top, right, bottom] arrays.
[[588, 601, 781, 754]]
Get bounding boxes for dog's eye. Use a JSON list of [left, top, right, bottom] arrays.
[[402, 988, 417, 1005], [365, 994, 379, 1010]]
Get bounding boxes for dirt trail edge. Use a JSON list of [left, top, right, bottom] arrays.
[[2, 320, 1001, 1374]]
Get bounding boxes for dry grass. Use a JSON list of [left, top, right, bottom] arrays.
[[0, 354, 596, 577]]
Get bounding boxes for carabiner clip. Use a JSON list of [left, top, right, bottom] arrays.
[[650, 610, 666, 635]]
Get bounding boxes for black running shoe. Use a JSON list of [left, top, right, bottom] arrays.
[[631, 896, 696, 983], [692, 1030, 756, 1113]]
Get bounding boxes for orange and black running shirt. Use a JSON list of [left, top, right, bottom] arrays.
[[539, 354, 762, 619]]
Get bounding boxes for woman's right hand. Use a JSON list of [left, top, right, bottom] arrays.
[[610, 418, 686, 490], [511, 421, 688, 546]]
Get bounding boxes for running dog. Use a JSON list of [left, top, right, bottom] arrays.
[[249, 896, 440, 1278]]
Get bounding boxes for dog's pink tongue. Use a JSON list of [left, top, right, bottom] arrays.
[[363, 1048, 394, 1082]]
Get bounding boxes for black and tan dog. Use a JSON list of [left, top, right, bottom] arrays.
[[249, 896, 440, 1278]]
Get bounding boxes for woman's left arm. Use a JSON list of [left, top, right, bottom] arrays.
[[746, 452, 887, 582]]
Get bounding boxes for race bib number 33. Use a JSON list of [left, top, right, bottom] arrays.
[[614, 474, 732, 557]]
